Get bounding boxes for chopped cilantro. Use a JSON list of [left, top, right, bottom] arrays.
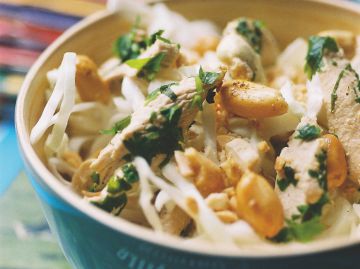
[[101, 116, 131, 135], [91, 172, 100, 184], [125, 57, 151, 70], [304, 36, 339, 79], [92, 162, 139, 215], [235, 19, 264, 53], [272, 217, 324, 243], [146, 30, 165, 46], [125, 52, 166, 81], [191, 76, 205, 110], [92, 193, 127, 215], [277, 166, 297, 191], [331, 63, 360, 112], [295, 124, 321, 141], [124, 105, 183, 163], [308, 150, 328, 190], [199, 67, 220, 86], [122, 163, 139, 184], [198, 67, 221, 104], [145, 83, 178, 105], [114, 17, 146, 62]]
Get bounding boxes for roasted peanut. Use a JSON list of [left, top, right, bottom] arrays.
[[76, 55, 111, 104], [319, 30, 356, 59], [236, 171, 284, 237], [216, 210, 238, 223], [175, 148, 226, 197], [205, 193, 229, 211], [193, 36, 220, 56], [220, 80, 288, 118], [322, 134, 347, 190]]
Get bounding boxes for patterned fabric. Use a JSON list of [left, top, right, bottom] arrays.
[[0, 1, 104, 268]]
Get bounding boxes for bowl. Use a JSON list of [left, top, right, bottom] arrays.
[[15, 0, 360, 268]]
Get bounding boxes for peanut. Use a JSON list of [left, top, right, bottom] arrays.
[[175, 148, 226, 197], [220, 80, 288, 118], [76, 55, 110, 104], [322, 134, 347, 190], [236, 170, 284, 237]]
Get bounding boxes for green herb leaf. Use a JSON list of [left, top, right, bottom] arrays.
[[277, 166, 297, 191], [295, 124, 321, 141], [91, 193, 127, 215], [91, 172, 100, 184], [125, 57, 151, 70], [199, 66, 220, 86], [305, 36, 339, 79], [146, 30, 165, 46], [235, 19, 264, 53], [114, 17, 146, 62], [124, 105, 183, 163], [145, 83, 177, 105], [107, 176, 122, 194], [101, 116, 131, 135], [308, 150, 328, 190], [122, 163, 139, 184], [191, 76, 205, 110], [271, 217, 325, 243], [138, 52, 166, 81]]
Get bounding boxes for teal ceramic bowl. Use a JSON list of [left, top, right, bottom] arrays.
[[16, 1, 360, 268]]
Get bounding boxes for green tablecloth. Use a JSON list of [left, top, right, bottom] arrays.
[[0, 173, 70, 269]]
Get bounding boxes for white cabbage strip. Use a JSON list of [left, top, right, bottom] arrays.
[[30, 52, 77, 158], [306, 74, 323, 119], [134, 157, 260, 246]]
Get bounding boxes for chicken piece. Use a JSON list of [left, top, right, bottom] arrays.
[[76, 55, 111, 104], [174, 148, 226, 197], [316, 53, 360, 184], [275, 117, 327, 219], [160, 206, 191, 235], [217, 32, 266, 83], [104, 39, 180, 82], [72, 73, 224, 192], [223, 18, 279, 67]]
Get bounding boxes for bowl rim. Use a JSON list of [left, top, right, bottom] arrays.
[[16, 0, 360, 259]]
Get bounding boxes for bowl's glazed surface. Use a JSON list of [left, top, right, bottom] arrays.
[[16, 1, 360, 268]]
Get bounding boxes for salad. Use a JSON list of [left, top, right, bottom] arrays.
[[30, 1, 360, 248]]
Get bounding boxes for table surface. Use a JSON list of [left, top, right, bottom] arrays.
[[1, 1, 360, 268]]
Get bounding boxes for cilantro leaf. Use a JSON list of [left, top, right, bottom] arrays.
[[305, 36, 339, 79], [198, 67, 221, 104], [145, 83, 177, 105], [91, 193, 127, 214], [125, 57, 151, 70], [191, 76, 205, 110], [308, 150, 328, 190], [199, 67, 220, 86], [146, 30, 165, 47], [236, 19, 264, 53], [124, 105, 183, 163], [271, 217, 325, 243], [122, 163, 139, 184], [101, 116, 131, 135], [124, 52, 165, 81], [114, 17, 146, 62], [295, 124, 321, 141], [277, 166, 297, 191]]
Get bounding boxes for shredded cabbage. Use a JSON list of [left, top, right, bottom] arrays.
[[31, 52, 76, 146]]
